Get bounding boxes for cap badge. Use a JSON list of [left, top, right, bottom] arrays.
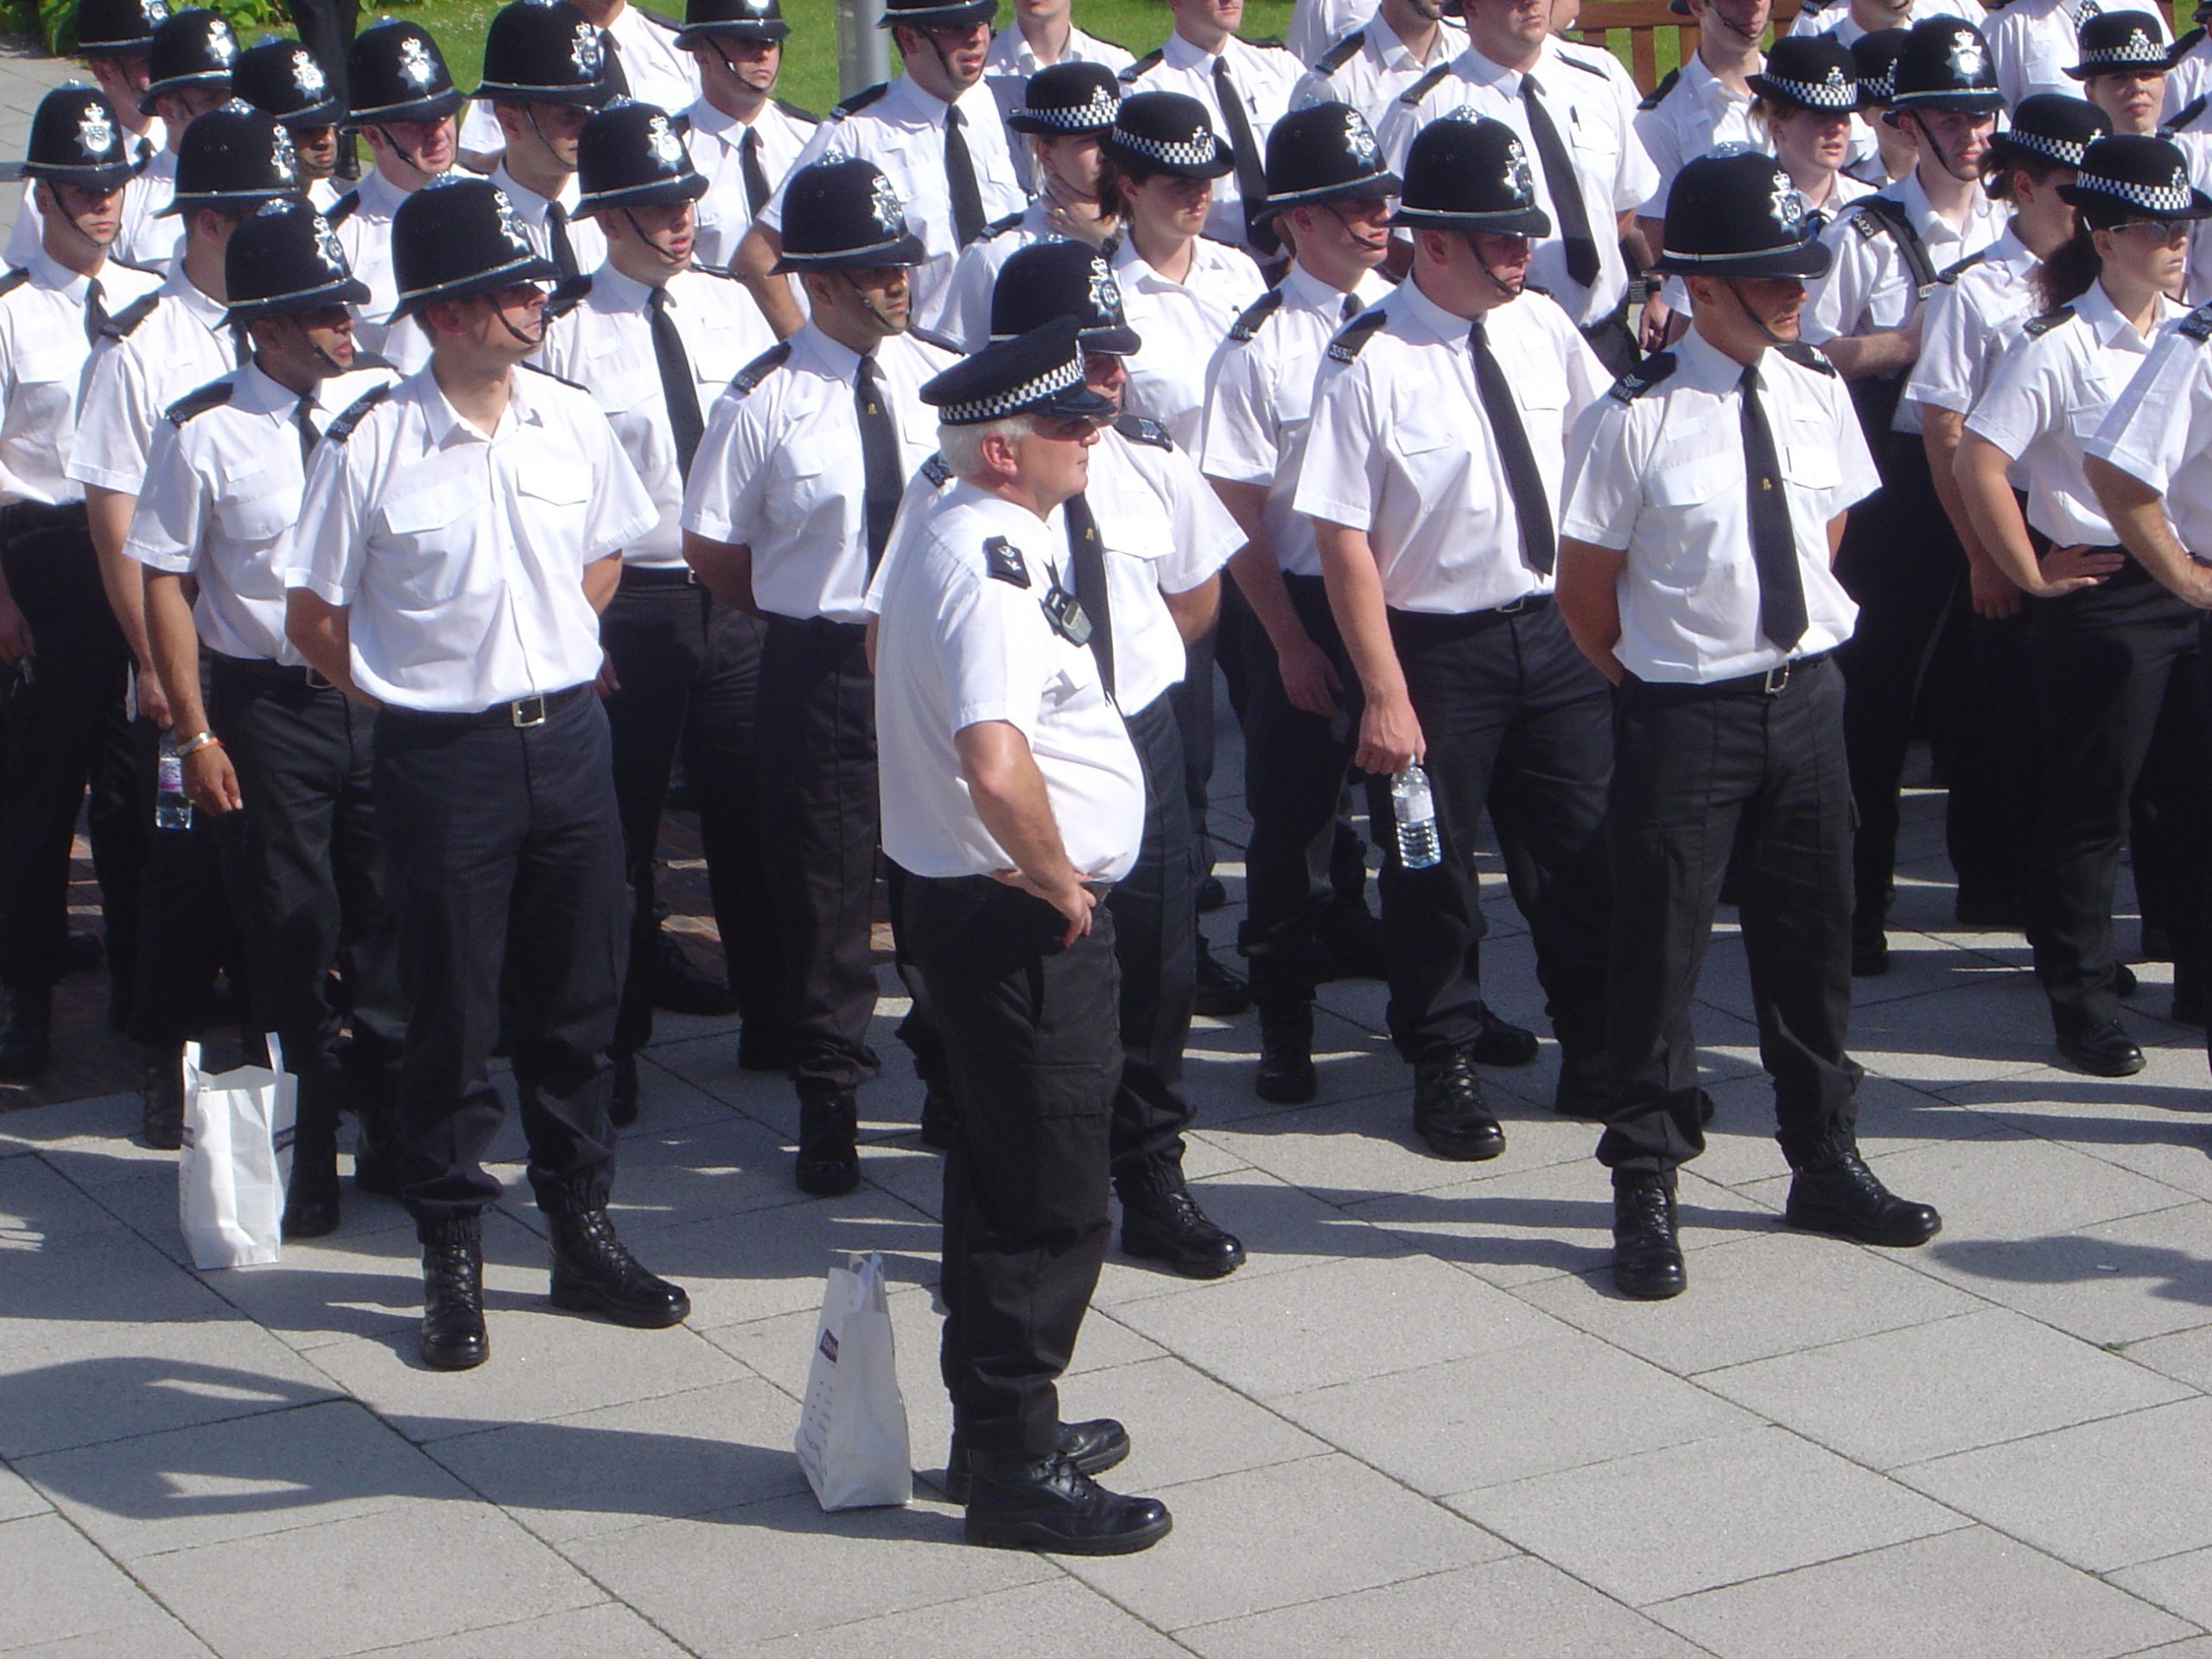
[[291, 49, 327, 95], [1086, 255, 1120, 317], [646, 110, 683, 164], [397, 33, 435, 87], [137, 0, 168, 24], [1768, 173, 1808, 236], [869, 169, 903, 234], [492, 187, 531, 251], [1503, 132, 1534, 200], [204, 18, 236, 64], [311, 211, 346, 273], [76, 103, 116, 160], [1344, 107, 1378, 165], [271, 123, 298, 181], [1947, 33, 1984, 80], [570, 22, 604, 74], [2125, 26, 2156, 56]]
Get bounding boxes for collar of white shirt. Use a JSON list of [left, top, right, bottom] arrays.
[[1892, 168, 2001, 250], [1391, 271, 1483, 346], [1680, 48, 1756, 114], [880, 73, 961, 129], [232, 359, 321, 419], [160, 268, 230, 334], [1111, 233, 1235, 294], [1278, 257, 1391, 317], [2074, 276, 2183, 347], [989, 22, 1106, 74], [411, 365, 552, 448], [1451, 35, 1556, 96], [27, 247, 95, 299], [685, 97, 753, 149], [1367, 18, 1458, 71], [588, 260, 659, 313], [1162, 29, 1226, 72], [1670, 324, 1760, 393], [491, 162, 582, 223], [353, 167, 411, 221], [793, 319, 870, 385]]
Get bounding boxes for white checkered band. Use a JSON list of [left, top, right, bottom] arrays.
[[1012, 84, 1118, 128], [2074, 164, 2194, 212], [2079, 27, 2164, 67], [938, 349, 1084, 423], [1110, 122, 1220, 169], [1999, 126, 2093, 166], [1762, 70, 1858, 109]]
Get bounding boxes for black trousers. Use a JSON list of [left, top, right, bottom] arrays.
[[601, 570, 777, 1057], [2026, 566, 2210, 1031], [0, 522, 136, 999], [1599, 655, 1861, 1176], [124, 709, 235, 1047], [372, 689, 628, 1224], [1945, 609, 2038, 912], [1105, 696, 1197, 1179], [902, 873, 1120, 1456], [1364, 600, 1612, 1065], [208, 658, 403, 1145], [755, 615, 879, 1099], [1169, 620, 1220, 880]]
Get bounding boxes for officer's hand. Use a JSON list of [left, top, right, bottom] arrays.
[[1356, 690, 1423, 777], [1968, 559, 2024, 620], [594, 651, 621, 697], [184, 744, 243, 814], [994, 868, 1096, 945], [0, 592, 31, 667], [1638, 293, 1673, 355], [2038, 543, 2126, 595], [1039, 177, 1113, 248], [1277, 636, 1342, 717], [134, 669, 170, 728]]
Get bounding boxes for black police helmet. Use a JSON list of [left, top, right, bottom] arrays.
[[347, 19, 466, 125], [922, 315, 1116, 427], [2065, 10, 2174, 79], [1260, 100, 1399, 220], [2059, 132, 2212, 220], [232, 39, 344, 129], [575, 99, 709, 213], [75, 0, 168, 57], [18, 84, 142, 190], [1006, 61, 1119, 137], [1649, 147, 1832, 281], [139, 7, 238, 114], [1746, 36, 1867, 113], [390, 173, 563, 319], [224, 195, 370, 322], [477, 0, 613, 110], [1850, 27, 1910, 105], [1987, 92, 2110, 171], [158, 102, 301, 216], [1100, 90, 1232, 180], [875, 0, 994, 35], [1391, 112, 1549, 236], [1884, 18, 2001, 118], [989, 239, 1141, 356], [675, 0, 789, 46], [769, 157, 927, 272]]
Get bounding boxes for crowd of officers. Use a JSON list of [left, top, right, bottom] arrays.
[[3, 0, 2212, 1555]]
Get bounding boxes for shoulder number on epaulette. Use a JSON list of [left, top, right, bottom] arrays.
[[1325, 307, 1389, 363], [981, 207, 1026, 239], [1937, 248, 1989, 283], [99, 293, 161, 339], [731, 339, 792, 396], [1228, 287, 1285, 342], [984, 535, 1030, 588], [2180, 303, 2212, 341], [1609, 350, 1677, 402], [920, 452, 951, 487], [1400, 62, 1453, 105], [2023, 304, 2076, 337], [1777, 341, 1836, 377], [162, 377, 234, 426], [323, 382, 393, 444], [1115, 412, 1173, 448]]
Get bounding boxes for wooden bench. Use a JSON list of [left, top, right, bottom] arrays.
[[1569, 0, 1808, 95]]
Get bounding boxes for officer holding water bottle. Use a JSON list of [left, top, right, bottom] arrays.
[[1294, 112, 1616, 1160]]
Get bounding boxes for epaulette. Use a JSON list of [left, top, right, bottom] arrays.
[[109, 256, 163, 276], [1325, 307, 1389, 363], [636, 6, 683, 29], [323, 382, 392, 443], [520, 360, 588, 391], [1554, 48, 1610, 78], [99, 293, 161, 338], [1228, 288, 1285, 341], [1522, 281, 1551, 296], [2165, 92, 2209, 133], [775, 96, 821, 124], [350, 351, 395, 371], [1120, 48, 1164, 82], [906, 323, 963, 354], [2177, 24, 2208, 55], [1608, 350, 1676, 402], [983, 534, 1030, 588], [689, 259, 737, 279], [2023, 304, 2076, 337], [1400, 62, 1454, 105], [1313, 29, 1366, 74], [162, 377, 234, 426], [1115, 411, 1173, 448], [666, 112, 693, 141], [1846, 204, 1888, 240], [0, 267, 29, 300], [981, 207, 1027, 238], [1777, 341, 1836, 376], [919, 452, 951, 487], [1637, 67, 1680, 111], [1244, 34, 1289, 49], [830, 82, 890, 118], [1937, 248, 1990, 283], [2180, 303, 2212, 342], [731, 339, 792, 395], [324, 188, 360, 230]]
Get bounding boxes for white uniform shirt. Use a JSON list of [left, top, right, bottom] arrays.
[[460, 1, 702, 157], [1378, 38, 1661, 327], [936, 202, 1071, 352], [2173, 129, 2212, 304], [2086, 306, 2212, 556], [288, 365, 655, 711], [1901, 223, 2041, 416], [538, 261, 777, 567], [1634, 52, 1761, 217], [331, 168, 433, 375], [1295, 275, 1608, 612], [679, 320, 952, 622], [874, 478, 1143, 881], [765, 75, 1025, 332], [1199, 258, 1393, 577], [684, 94, 818, 270], [1120, 31, 1305, 251], [1289, 18, 1466, 131], [122, 360, 398, 663], [2166, 27, 2212, 122], [1288, 0, 1375, 67], [0, 251, 163, 510], [1081, 417, 1243, 712], [1988, 0, 2163, 105], [1787, 0, 1987, 48], [1966, 281, 2185, 546], [1560, 327, 1880, 683], [115, 146, 182, 271], [1112, 233, 1266, 448], [489, 162, 608, 281], [66, 268, 237, 496]]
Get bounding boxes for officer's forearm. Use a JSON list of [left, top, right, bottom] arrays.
[[1313, 519, 1404, 702], [1921, 408, 1993, 568], [284, 588, 373, 705], [734, 225, 804, 340], [1953, 433, 2044, 593], [2087, 456, 2212, 608], [143, 571, 208, 737], [84, 486, 152, 668], [683, 531, 760, 615], [1215, 478, 1311, 656], [1164, 574, 1218, 645], [1554, 537, 1626, 684], [1819, 330, 1916, 382], [956, 719, 1082, 888], [583, 554, 621, 613]]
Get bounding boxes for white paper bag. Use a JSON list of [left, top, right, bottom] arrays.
[[795, 1251, 913, 1510], [178, 1035, 296, 1271]]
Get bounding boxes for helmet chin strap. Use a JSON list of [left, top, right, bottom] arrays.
[[373, 123, 444, 183], [1906, 111, 1982, 183], [1720, 275, 1796, 351], [1465, 232, 1524, 302], [493, 297, 547, 347], [621, 207, 690, 268], [40, 182, 117, 258], [839, 268, 904, 333], [1701, 2, 1758, 42]]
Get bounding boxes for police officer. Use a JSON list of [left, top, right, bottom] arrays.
[[0, 87, 164, 1083], [1786, 0, 1981, 48], [1290, 0, 1461, 137], [1297, 114, 1616, 1153], [2169, 2, 2212, 123], [681, 159, 955, 1194], [288, 175, 687, 1371], [874, 315, 1169, 1556], [987, 239, 1247, 1277], [539, 100, 780, 1122], [4, 0, 170, 270], [126, 7, 240, 265], [70, 103, 300, 1144], [232, 38, 350, 210], [1990, 0, 2170, 108], [330, 19, 466, 372], [2070, 11, 2177, 138], [982, 0, 1133, 160], [734, 0, 1022, 338], [1555, 149, 1942, 1300], [129, 197, 403, 1234], [673, 0, 818, 271], [475, 0, 613, 285]]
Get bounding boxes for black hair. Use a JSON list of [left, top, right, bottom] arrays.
[[2032, 195, 2131, 309], [1983, 144, 2073, 202]]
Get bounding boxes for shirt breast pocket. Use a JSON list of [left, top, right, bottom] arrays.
[[514, 468, 591, 551], [1783, 442, 1840, 493], [2064, 404, 2111, 444], [374, 481, 482, 608], [213, 487, 294, 547]]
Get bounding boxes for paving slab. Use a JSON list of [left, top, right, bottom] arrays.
[[353, 1604, 690, 1657], [2124, 1322, 2212, 1390], [741, 1578, 1190, 1659], [0, 1512, 197, 1650], [2113, 1548, 2212, 1630]]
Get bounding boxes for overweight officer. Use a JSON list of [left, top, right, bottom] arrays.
[[1556, 150, 1942, 1300], [1297, 114, 1616, 1153], [0, 87, 163, 1083], [476, 0, 613, 284], [875, 315, 1169, 1556], [674, 0, 818, 271], [129, 198, 402, 1235], [288, 175, 687, 1371], [681, 159, 955, 1195], [539, 100, 779, 1122], [232, 38, 349, 211]]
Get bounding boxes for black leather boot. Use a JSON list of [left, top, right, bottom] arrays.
[[420, 1215, 488, 1370], [943, 1417, 1128, 1503], [1255, 1001, 1317, 1104], [1412, 1047, 1504, 1160], [918, 1086, 957, 1152], [0, 982, 52, 1081], [1192, 938, 1251, 1017], [652, 933, 739, 1016], [141, 1043, 185, 1151], [546, 1204, 691, 1327], [963, 1448, 1173, 1555], [283, 1084, 342, 1240], [1119, 1160, 1245, 1278], [1612, 1173, 1686, 1300], [1469, 1002, 1538, 1067], [1785, 1149, 1942, 1247], [608, 1052, 640, 1128], [794, 1091, 861, 1196]]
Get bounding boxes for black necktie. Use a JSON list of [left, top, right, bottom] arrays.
[[1470, 316, 1554, 576], [1065, 491, 1114, 699], [855, 354, 902, 574], [294, 395, 319, 468], [1740, 362, 1808, 652], [600, 29, 630, 98], [83, 274, 107, 345], [1342, 291, 1363, 322], [1520, 74, 1601, 292], [739, 124, 772, 219], [545, 201, 578, 280], [1212, 54, 1278, 257], [944, 105, 986, 246], [648, 286, 706, 481]]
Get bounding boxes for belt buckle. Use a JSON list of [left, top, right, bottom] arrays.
[[1496, 594, 1527, 615], [511, 695, 547, 728], [303, 667, 332, 691], [1763, 660, 1792, 696]]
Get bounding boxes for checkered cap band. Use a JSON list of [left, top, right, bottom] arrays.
[[1109, 123, 1219, 168], [2078, 29, 2165, 67], [1012, 84, 1118, 128], [1761, 73, 1859, 108], [938, 347, 1084, 423], [1999, 126, 2093, 166], [2074, 164, 2193, 212]]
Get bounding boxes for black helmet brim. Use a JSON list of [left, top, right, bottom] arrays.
[[1390, 202, 1550, 237], [771, 229, 928, 273], [226, 273, 372, 324], [389, 250, 563, 321], [1259, 169, 1402, 220], [1649, 234, 1834, 281], [576, 170, 711, 214]]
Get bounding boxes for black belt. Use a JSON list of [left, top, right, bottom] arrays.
[[618, 564, 702, 588], [1385, 593, 1550, 642], [1632, 650, 1834, 700], [0, 500, 87, 538], [209, 651, 334, 690], [378, 682, 592, 730]]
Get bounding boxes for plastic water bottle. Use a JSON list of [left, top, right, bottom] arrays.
[[1391, 764, 1440, 870], [155, 729, 192, 831]]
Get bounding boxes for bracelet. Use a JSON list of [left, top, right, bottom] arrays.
[[175, 731, 221, 758]]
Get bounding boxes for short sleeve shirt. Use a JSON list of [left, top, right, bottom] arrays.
[[0, 250, 163, 510], [1289, 19, 1466, 131], [331, 169, 433, 377], [685, 96, 818, 270], [1633, 52, 1760, 218], [1901, 226, 2041, 416], [1112, 234, 1268, 449], [66, 270, 236, 497], [2086, 306, 2212, 558]]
